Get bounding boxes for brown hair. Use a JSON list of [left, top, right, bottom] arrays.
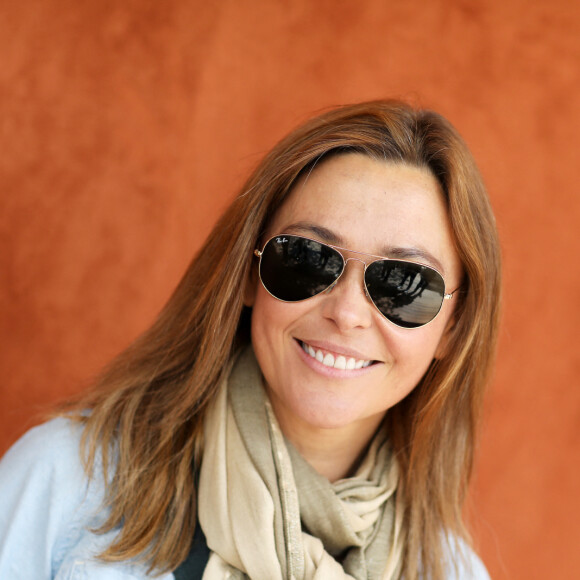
[[72, 100, 501, 578]]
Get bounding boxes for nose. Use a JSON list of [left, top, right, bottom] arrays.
[[320, 258, 373, 331]]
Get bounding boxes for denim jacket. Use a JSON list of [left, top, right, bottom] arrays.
[[0, 418, 176, 579]]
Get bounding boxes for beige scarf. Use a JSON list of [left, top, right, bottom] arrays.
[[198, 347, 404, 580]]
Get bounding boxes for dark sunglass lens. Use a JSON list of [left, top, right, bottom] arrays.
[[365, 260, 446, 328], [259, 236, 343, 301]]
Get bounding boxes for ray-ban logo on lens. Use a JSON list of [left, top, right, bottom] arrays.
[[276, 237, 288, 243]]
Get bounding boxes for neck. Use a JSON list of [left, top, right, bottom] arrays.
[[271, 406, 386, 482]]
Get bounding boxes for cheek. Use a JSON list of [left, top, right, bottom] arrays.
[[251, 283, 314, 335], [251, 287, 281, 335], [382, 318, 449, 376], [250, 293, 272, 358], [250, 287, 319, 387], [249, 287, 293, 360]]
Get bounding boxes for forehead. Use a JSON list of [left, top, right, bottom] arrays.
[[266, 153, 461, 281]]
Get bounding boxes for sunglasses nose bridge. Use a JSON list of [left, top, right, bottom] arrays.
[[342, 256, 367, 272], [337, 256, 370, 297]]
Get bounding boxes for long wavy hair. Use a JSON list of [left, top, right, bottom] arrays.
[[72, 100, 501, 579]]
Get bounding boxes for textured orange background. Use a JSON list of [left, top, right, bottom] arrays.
[[1, 1, 579, 578]]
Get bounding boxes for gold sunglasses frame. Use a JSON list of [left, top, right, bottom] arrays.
[[254, 234, 457, 329]]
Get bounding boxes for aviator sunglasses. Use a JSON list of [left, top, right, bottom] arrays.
[[254, 234, 457, 329]]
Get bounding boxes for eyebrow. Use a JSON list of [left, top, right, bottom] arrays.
[[285, 222, 342, 244], [282, 221, 447, 274]]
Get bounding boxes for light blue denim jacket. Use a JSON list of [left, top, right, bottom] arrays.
[[0, 418, 490, 579], [0, 418, 174, 579]]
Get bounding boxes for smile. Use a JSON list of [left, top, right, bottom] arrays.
[[300, 341, 374, 370]]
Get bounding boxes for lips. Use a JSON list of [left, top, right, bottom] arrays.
[[300, 340, 374, 370]]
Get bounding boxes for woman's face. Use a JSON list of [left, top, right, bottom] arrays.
[[247, 153, 463, 442]]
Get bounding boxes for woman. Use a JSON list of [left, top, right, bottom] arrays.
[[0, 100, 501, 579]]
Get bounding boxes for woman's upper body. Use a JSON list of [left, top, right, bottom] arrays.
[[0, 413, 490, 579], [0, 100, 501, 579]]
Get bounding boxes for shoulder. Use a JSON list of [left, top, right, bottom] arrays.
[[1, 416, 89, 477], [0, 418, 102, 577], [444, 535, 490, 580], [0, 417, 96, 512], [0, 418, 175, 580], [0, 417, 102, 522]]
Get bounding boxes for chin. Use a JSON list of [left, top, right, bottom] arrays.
[[292, 400, 373, 431]]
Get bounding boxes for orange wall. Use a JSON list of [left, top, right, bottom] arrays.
[[1, 1, 578, 578]]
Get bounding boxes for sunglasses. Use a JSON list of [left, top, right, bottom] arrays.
[[254, 234, 457, 329]]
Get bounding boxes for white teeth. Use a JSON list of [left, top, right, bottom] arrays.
[[301, 342, 372, 370]]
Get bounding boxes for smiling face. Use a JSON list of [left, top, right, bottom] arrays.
[[247, 153, 463, 447]]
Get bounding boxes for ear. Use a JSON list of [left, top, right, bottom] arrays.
[[243, 264, 258, 307]]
